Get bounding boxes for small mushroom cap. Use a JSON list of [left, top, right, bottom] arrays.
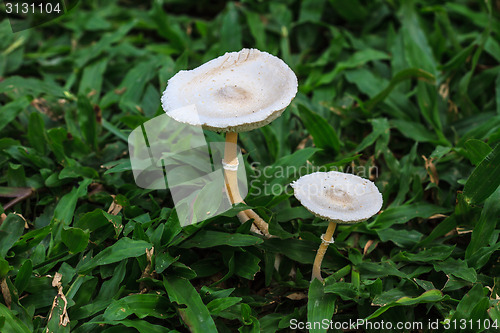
[[291, 171, 383, 223], [161, 48, 298, 132]]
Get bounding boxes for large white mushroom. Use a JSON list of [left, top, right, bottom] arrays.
[[162, 48, 298, 236], [291, 171, 383, 281]]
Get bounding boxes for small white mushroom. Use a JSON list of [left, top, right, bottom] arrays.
[[161, 48, 297, 132], [291, 171, 383, 281], [162, 49, 298, 236]]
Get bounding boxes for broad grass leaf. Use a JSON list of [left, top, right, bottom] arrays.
[[0, 214, 25, 258], [78, 58, 108, 102], [95, 260, 127, 302], [71, 261, 128, 321], [390, 119, 438, 142], [457, 115, 500, 146], [497, 72, 500, 115], [462, 139, 492, 165], [434, 258, 477, 283], [298, 105, 340, 154], [239, 131, 269, 165], [299, 0, 326, 23], [324, 282, 358, 301], [0, 303, 31, 333], [118, 60, 161, 114], [368, 202, 451, 230], [259, 238, 344, 268], [467, 242, 500, 271], [394, 245, 454, 263], [329, 0, 367, 22], [307, 279, 336, 333], [365, 289, 445, 321], [267, 147, 320, 188], [234, 251, 261, 280], [451, 284, 489, 323], [401, 1, 437, 75], [77, 238, 152, 273], [489, 302, 500, 322], [417, 215, 456, 248], [316, 49, 390, 88], [102, 119, 129, 142], [163, 275, 217, 333], [0, 257, 12, 278], [354, 118, 390, 152], [0, 97, 31, 133], [74, 209, 120, 233], [103, 159, 132, 174], [27, 112, 47, 154], [220, 2, 242, 52], [377, 228, 423, 248], [14, 259, 32, 294], [54, 178, 92, 225], [91, 319, 171, 333], [0, 77, 66, 98], [103, 294, 172, 321], [61, 227, 90, 254], [245, 11, 266, 50], [77, 94, 98, 150], [357, 261, 408, 279], [466, 186, 500, 259], [260, 125, 279, 162], [206, 297, 242, 315], [7, 164, 26, 187], [365, 68, 435, 112], [178, 230, 263, 248], [151, 3, 185, 52], [74, 20, 136, 68], [10, 225, 51, 255], [463, 144, 500, 204], [161, 209, 183, 247]]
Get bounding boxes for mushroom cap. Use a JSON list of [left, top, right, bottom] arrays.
[[161, 48, 298, 132], [291, 171, 383, 224]]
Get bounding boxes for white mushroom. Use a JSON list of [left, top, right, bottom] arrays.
[[161, 48, 297, 132], [291, 171, 383, 281], [162, 49, 298, 236]]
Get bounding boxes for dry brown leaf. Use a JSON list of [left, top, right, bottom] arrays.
[[422, 155, 439, 185], [296, 135, 312, 150], [286, 292, 307, 301], [47, 272, 70, 329], [114, 87, 127, 95], [456, 227, 473, 235], [363, 239, 378, 255], [139, 247, 157, 292], [429, 214, 448, 220], [51, 272, 62, 287], [107, 195, 123, 216], [1, 278, 11, 309]]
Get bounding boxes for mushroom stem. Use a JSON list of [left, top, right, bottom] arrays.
[[244, 208, 270, 236], [223, 132, 244, 203], [311, 221, 337, 282], [237, 211, 262, 235], [223, 132, 270, 237]]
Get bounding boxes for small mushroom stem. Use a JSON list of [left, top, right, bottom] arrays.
[[236, 211, 262, 235], [223, 132, 244, 203], [223, 132, 270, 237], [311, 221, 337, 282]]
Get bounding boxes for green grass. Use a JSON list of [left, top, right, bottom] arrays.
[[1, 0, 500, 332]]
